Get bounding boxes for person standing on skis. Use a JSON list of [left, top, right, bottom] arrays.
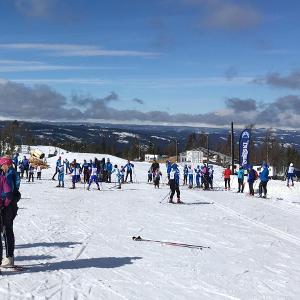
[[169, 163, 182, 204], [287, 163, 295, 187]]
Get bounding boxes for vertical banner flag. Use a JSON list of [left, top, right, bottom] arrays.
[[239, 129, 251, 168]]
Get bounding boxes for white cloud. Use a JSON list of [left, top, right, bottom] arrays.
[[0, 43, 160, 58]]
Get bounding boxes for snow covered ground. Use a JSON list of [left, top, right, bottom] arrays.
[[1, 148, 300, 299]]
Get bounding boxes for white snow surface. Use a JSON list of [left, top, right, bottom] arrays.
[[1, 148, 300, 299]]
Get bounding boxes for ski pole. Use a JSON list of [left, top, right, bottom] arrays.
[[159, 191, 171, 203]]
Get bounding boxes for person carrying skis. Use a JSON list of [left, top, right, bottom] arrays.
[[87, 163, 100, 191], [188, 165, 193, 189], [52, 156, 62, 180], [169, 163, 182, 203], [183, 165, 188, 185], [223, 166, 231, 190], [57, 163, 65, 188], [124, 160, 134, 183], [287, 163, 295, 187], [258, 163, 269, 198], [105, 158, 113, 183], [237, 166, 245, 193], [0, 156, 20, 267], [153, 169, 162, 188], [247, 165, 257, 196]]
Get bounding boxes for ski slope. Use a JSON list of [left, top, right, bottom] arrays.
[[1, 148, 300, 299]]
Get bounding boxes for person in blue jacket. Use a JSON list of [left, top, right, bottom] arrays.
[[247, 165, 257, 196], [124, 160, 134, 183], [52, 156, 62, 180], [237, 166, 245, 193], [12, 153, 19, 171], [166, 160, 172, 182], [169, 163, 182, 203], [259, 163, 269, 198], [21, 156, 29, 179], [195, 165, 201, 188], [105, 158, 113, 183]]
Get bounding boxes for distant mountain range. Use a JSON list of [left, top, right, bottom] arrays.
[[1, 121, 300, 153]]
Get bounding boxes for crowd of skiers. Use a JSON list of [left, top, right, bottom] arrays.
[[51, 156, 135, 190]]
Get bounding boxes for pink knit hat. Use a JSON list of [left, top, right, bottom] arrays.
[[0, 157, 13, 166]]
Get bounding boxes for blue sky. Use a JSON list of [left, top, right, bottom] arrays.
[[0, 0, 300, 127]]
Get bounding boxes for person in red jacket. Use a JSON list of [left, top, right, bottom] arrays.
[[223, 166, 231, 190]]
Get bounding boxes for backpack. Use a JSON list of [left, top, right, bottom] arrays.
[[253, 170, 258, 181]]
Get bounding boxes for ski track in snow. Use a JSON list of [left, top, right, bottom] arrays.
[[0, 150, 300, 299]]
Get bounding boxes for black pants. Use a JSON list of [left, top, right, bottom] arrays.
[[259, 181, 267, 196], [28, 173, 34, 182], [224, 178, 230, 189], [169, 180, 180, 200], [183, 175, 187, 185], [248, 182, 254, 195], [24, 167, 29, 179], [52, 167, 58, 180], [37, 172, 41, 180], [238, 179, 244, 192], [83, 170, 90, 184], [125, 170, 132, 182], [107, 171, 112, 183], [0, 204, 16, 261]]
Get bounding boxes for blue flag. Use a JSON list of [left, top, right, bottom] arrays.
[[239, 129, 251, 168]]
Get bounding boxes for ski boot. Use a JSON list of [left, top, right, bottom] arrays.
[[1, 256, 14, 267], [177, 198, 183, 204], [169, 198, 174, 203]]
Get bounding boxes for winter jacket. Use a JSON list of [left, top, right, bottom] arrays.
[[105, 162, 113, 172], [259, 166, 269, 182], [22, 158, 29, 168], [223, 169, 231, 179], [248, 169, 256, 183], [287, 166, 295, 175], [0, 174, 12, 208], [237, 169, 244, 180], [167, 162, 172, 175], [124, 163, 134, 171]]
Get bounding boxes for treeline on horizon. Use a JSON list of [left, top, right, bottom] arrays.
[[0, 120, 299, 170]]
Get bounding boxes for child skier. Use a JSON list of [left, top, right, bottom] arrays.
[[153, 169, 162, 188], [57, 164, 65, 187], [87, 164, 100, 191], [183, 165, 188, 185], [169, 163, 182, 204], [195, 165, 201, 188], [112, 164, 122, 189], [28, 164, 35, 182], [287, 163, 295, 187], [148, 169, 152, 182], [36, 165, 42, 180], [188, 165, 193, 189]]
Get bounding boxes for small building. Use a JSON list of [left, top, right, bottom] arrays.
[[145, 154, 160, 162], [180, 150, 204, 164]]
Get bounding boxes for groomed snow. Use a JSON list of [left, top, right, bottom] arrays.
[[0, 148, 300, 299]]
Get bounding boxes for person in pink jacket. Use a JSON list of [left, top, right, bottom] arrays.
[[0, 157, 15, 267]]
